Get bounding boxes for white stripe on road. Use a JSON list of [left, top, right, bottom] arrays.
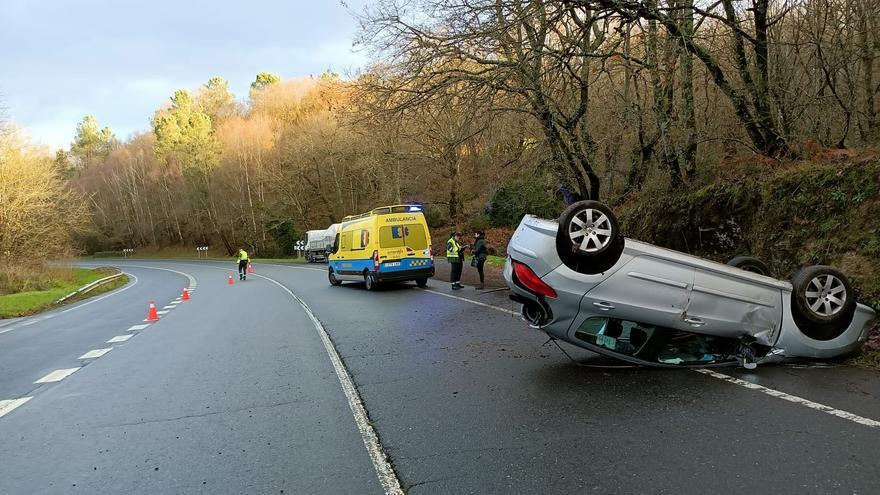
[[696, 369, 880, 428], [78, 348, 112, 359], [35, 368, 80, 383], [421, 288, 519, 316], [162, 305, 175, 309], [0, 272, 138, 336], [156, 310, 169, 315], [107, 335, 132, 343], [252, 272, 404, 495], [426, 283, 880, 430], [0, 397, 32, 418], [128, 324, 149, 331], [116, 264, 197, 288]]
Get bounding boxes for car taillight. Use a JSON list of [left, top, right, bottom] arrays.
[[513, 261, 557, 298], [372, 250, 379, 271]]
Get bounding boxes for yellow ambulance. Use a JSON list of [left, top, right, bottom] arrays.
[[328, 205, 434, 290]]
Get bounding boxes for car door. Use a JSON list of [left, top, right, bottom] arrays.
[[685, 268, 783, 345], [579, 255, 695, 330]]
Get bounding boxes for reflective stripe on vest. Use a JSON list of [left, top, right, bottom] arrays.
[[446, 239, 459, 259]]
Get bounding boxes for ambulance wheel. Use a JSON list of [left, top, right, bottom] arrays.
[[364, 272, 376, 291], [415, 278, 428, 288], [329, 270, 342, 286]]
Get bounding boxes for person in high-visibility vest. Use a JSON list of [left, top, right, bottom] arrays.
[[447, 232, 465, 290], [236, 248, 249, 281]]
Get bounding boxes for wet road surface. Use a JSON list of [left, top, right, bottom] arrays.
[[1, 259, 878, 494]]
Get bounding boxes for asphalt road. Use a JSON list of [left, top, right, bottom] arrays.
[[1, 259, 879, 494]]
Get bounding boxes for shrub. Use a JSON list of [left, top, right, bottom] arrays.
[[487, 176, 565, 227]]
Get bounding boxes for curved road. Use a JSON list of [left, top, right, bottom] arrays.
[[0, 259, 879, 494]]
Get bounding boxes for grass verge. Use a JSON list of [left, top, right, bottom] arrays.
[[0, 267, 127, 319], [485, 255, 507, 267]]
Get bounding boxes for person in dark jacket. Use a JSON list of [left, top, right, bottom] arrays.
[[472, 231, 488, 289], [447, 232, 465, 290]]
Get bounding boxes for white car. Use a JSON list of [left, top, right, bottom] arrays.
[[504, 201, 876, 368]]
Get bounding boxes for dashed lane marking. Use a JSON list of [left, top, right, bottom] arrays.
[[696, 369, 880, 428], [162, 305, 175, 310], [0, 398, 32, 418], [422, 282, 880, 430], [156, 310, 170, 315], [128, 324, 149, 331], [78, 348, 112, 359], [35, 368, 80, 384], [107, 335, 132, 343]]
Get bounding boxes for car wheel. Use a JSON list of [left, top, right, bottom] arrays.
[[556, 200, 624, 275], [364, 272, 375, 291], [415, 278, 428, 288], [329, 270, 342, 286], [790, 265, 856, 341], [727, 256, 771, 276]]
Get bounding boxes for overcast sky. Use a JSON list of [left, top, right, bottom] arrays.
[[0, 0, 369, 150]]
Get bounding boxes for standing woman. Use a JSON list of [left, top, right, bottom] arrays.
[[472, 231, 488, 290]]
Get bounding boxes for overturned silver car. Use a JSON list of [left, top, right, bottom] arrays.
[[504, 201, 876, 368]]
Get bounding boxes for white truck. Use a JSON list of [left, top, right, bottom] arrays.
[[323, 223, 341, 252], [305, 229, 330, 262]]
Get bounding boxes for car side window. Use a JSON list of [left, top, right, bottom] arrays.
[[574, 317, 655, 357]]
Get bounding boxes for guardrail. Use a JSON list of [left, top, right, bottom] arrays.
[[54, 272, 125, 305]]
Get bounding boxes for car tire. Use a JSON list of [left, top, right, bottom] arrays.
[[364, 272, 375, 291], [727, 256, 771, 276], [415, 278, 428, 288], [329, 270, 342, 286], [556, 200, 625, 275], [790, 265, 857, 341]]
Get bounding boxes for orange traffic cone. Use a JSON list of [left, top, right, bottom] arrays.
[[228, 275, 234, 285], [182, 287, 190, 300], [247, 263, 254, 274], [146, 301, 160, 321]]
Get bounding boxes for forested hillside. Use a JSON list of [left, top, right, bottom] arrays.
[[4, 0, 879, 271]]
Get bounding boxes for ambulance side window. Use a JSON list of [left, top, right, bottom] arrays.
[[340, 232, 352, 252], [352, 229, 369, 251]]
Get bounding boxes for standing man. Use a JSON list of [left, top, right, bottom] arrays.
[[447, 232, 464, 290], [236, 247, 249, 281], [472, 231, 488, 290]]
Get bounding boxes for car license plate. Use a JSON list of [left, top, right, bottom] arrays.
[[385, 262, 400, 267]]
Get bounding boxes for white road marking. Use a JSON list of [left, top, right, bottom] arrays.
[[156, 310, 169, 315], [696, 369, 880, 428], [35, 368, 80, 383], [0, 272, 138, 335], [0, 397, 32, 418], [107, 335, 132, 343], [423, 281, 880, 430], [128, 324, 149, 331], [421, 289, 519, 316], [249, 272, 404, 495], [162, 305, 175, 309], [115, 264, 198, 288], [78, 348, 112, 359], [59, 272, 138, 314]]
